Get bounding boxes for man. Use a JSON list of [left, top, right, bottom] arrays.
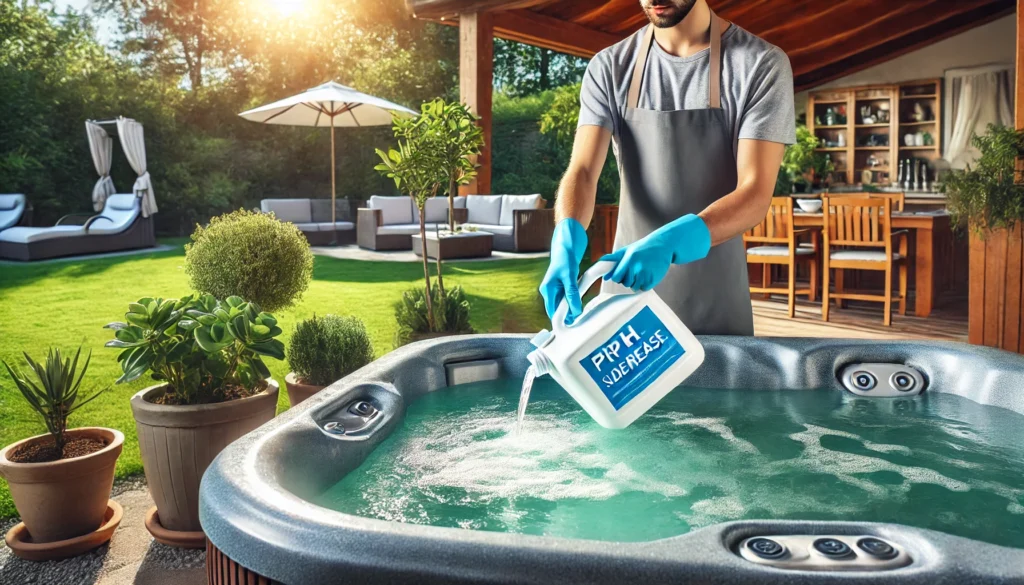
[[539, 0, 795, 335]]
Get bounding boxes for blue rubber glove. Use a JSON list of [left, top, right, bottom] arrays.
[[600, 214, 711, 292], [539, 218, 588, 324]]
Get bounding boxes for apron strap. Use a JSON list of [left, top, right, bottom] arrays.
[[626, 10, 726, 111]]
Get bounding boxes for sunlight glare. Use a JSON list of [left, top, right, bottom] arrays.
[[269, 0, 307, 17]]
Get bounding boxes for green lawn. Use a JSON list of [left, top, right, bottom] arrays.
[[0, 239, 550, 519]]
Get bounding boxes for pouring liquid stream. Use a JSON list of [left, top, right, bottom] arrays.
[[514, 365, 537, 435]]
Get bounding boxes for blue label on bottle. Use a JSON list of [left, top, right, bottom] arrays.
[[579, 306, 685, 411]]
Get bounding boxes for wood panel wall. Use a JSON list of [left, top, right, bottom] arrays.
[[967, 0, 1024, 353]]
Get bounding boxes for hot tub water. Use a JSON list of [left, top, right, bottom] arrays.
[[315, 379, 1024, 546]]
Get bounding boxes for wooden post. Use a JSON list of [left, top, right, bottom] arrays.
[[459, 12, 493, 195]]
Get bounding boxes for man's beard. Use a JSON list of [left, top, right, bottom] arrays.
[[640, 0, 698, 28]]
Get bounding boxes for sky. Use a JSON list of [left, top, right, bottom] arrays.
[[52, 0, 118, 44]]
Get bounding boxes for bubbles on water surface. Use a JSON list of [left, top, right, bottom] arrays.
[[315, 381, 1024, 546]]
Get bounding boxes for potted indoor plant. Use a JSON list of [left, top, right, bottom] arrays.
[[942, 123, 1024, 351], [0, 346, 123, 559], [105, 294, 284, 547], [285, 314, 374, 406], [775, 123, 834, 194]]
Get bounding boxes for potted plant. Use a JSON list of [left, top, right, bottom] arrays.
[[775, 124, 834, 195], [0, 346, 123, 558], [286, 314, 374, 406], [430, 99, 484, 232], [105, 294, 284, 547], [942, 124, 1024, 351]]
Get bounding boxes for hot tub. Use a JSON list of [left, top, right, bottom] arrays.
[[200, 335, 1024, 584]]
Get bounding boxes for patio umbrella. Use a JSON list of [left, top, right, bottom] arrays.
[[238, 81, 417, 233]]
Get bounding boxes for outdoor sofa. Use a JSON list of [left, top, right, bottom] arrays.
[[357, 194, 554, 252], [0, 193, 156, 262], [260, 198, 358, 246], [0, 194, 31, 232]]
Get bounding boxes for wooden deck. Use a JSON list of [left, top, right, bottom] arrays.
[[752, 296, 968, 342]]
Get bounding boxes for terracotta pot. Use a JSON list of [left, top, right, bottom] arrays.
[[0, 427, 123, 543], [130, 380, 278, 534], [285, 372, 325, 407]]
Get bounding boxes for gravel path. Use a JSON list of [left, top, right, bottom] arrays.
[[0, 476, 206, 585]]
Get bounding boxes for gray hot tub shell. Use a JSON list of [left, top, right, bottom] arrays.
[[200, 335, 1024, 584]]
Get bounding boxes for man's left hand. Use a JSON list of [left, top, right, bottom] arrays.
[[600, 214, 711, 292]]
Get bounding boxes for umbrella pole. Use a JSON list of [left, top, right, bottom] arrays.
[[330, 114, 337, 245]]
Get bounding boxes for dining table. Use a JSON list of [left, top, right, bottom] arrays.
[[792, 210, 953, 318]]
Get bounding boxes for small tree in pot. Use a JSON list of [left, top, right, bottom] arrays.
[[105, 294, 285, 547], [0, 346, 123, 557], [286, 314, 374, 407]]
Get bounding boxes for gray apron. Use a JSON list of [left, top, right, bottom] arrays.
[[602, 12, 753, 336]]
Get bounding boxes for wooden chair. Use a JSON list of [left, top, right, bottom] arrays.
[[744, 197, 819, 318], [822, 196, 908, 326], [871, 191, 905, 212]]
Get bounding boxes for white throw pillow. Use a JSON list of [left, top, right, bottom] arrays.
[[262, 199, 311, 224], [464, 195, 503, 226], [413, 198, 450, 224], [498, 194, 542, 226], [370, 195, 413, 225]]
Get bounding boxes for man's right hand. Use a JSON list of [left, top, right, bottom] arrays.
[[539, 218, 589, 325]]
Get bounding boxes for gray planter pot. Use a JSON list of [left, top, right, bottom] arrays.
[[130, 380, 279, 533]]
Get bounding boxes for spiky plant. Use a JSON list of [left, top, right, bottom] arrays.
[[3, 346, 105, 454]]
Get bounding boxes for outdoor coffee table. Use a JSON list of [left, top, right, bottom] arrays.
[[412, 231, 493, 260]]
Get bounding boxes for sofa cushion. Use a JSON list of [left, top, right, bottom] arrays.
[[499, 194, 542, 226], [462, 223, 514, 237], [261, 199, 312, 223], [293, 223, 320, 232], [378, 223, 441, 236], [465, 195, 503, 226], [310, 199, 353, 223], [0, 226, 85, 244], [314, 222, 355, 232], [369, 196, 413, 225], [452, 196, 467, 209], [413, 198, 451, 224]]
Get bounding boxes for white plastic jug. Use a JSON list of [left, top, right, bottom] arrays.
[[527, 261, 706, 429]]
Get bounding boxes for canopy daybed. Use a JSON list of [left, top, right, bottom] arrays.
[[0, 118, 157, 261]]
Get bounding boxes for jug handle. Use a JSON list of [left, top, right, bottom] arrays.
[[552, 260, 617, 331]]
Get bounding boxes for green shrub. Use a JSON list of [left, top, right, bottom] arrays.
[[288, 315, 374, 386], [394, 284, 473, 347], [105, 295, 285, 405], [942, 124, 1024, 234], [184, 209, 313, 312]]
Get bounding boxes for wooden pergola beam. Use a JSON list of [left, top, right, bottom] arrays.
[[407, 0, 546, 19], [460, 12, 494, 195], [492, 9, 623, 59]]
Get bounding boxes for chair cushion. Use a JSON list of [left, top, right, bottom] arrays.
[[413, 198, 450, 224], [0, 194, 25, 211], [452, 196, 467, 209], [294, 223, 320, 232], [747, 245, 815, 257], [465, 195, 503, 225], [90, 195, 139, 233], [462, 223, 514, 237], [261, 199, 312, 223], [830, 250, 903, 262], [0, 226, 85, 244], [314, 222, 354, 232], [499, 194, 542, 226], [310, 199, 353, 223], [378, 223, 441, 236], [369, 196, 413, 225]]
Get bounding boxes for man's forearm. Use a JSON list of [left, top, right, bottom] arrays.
[[554, 166, 599, 228], [697, 181, 773, 247]]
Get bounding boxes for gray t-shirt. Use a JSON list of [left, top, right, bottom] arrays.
[[579, 23, 796, 155]]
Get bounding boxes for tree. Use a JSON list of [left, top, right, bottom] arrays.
[[494, 39, 588, 97], [429, 100, 484, 231], [375, 104, 448, 329]]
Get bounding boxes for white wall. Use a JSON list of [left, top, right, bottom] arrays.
[[795, 15, 1016, 116]]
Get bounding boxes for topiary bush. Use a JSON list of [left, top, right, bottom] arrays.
[[288, 315, 374, 387], [394, 284, 473, 347], [185, 209, 313, 312]]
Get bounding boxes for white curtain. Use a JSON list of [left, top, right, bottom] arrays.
[[944, 65, 1014, 169], [86, 121, 116, 211], [116, 116, 158, 217]]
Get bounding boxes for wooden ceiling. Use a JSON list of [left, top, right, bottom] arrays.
[[407, 0, 1016, 91]]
